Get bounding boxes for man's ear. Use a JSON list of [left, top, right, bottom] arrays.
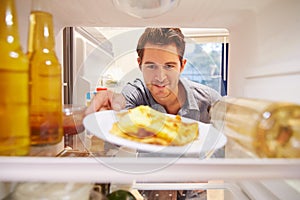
[[180, 58, 187, 72], [137, 57, 142, 70]]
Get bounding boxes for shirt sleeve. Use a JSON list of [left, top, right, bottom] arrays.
[[121, 78, 151, 109], [208, 87, 222, 104], [192, 82, 221, 123]]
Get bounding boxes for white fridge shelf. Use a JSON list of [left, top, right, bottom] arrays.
[[0, 157, 299, 183]]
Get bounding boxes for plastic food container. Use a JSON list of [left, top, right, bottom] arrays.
[[63, 104, 87, 150]]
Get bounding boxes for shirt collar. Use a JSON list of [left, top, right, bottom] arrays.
[[180, 78, 200, 111]]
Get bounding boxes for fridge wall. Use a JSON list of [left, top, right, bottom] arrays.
[[228, 0, 300, 103]]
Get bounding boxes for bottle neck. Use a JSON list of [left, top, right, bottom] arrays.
[[29, 11, 56, 52], [0, 0, 21, 49]]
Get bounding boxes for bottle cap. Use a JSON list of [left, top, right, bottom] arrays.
[[96, 87, 107, 92]]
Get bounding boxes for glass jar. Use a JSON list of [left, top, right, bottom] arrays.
[[11, 182, 94, 200], [210, 96, 300, 158], [63, 104, 86, 150]]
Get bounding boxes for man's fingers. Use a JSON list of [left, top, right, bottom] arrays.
[[85, 91, 110, 115], [111, 93, 126, 111], [85, 90, 125, 115]]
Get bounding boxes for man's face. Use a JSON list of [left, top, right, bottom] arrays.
[[138, 43, 186, 104]]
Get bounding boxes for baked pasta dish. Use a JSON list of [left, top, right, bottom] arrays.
[[109, 105, 199, 146]]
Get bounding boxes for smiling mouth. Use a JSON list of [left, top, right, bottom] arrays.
[[152, 82, 168, 88], [154, 84, 166, 88]]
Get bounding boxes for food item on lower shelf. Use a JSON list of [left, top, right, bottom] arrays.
[[10, 182, 93, 200], [110, 105, 199, 146], [106, 190, 136, 200]]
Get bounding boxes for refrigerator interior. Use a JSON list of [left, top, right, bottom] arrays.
[[66, 27, 229, 106], [1, 0, 300, 199]]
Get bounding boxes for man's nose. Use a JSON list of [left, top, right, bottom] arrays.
[[154, 67, 167, 82]]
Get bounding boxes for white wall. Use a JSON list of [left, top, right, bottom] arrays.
[[227, 11, 258, 98], [228, 0, 300, 103]]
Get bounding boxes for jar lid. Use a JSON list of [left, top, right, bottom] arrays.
[[96, 87, 107, 91]]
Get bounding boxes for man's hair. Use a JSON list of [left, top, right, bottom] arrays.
[[136, 28, 185, 64]]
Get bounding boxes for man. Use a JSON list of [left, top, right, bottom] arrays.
[[86, 28, 222, 200], [86, 28, 221, 124]]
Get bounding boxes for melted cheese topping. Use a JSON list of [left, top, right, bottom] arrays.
[[110, 105, 199, 146]]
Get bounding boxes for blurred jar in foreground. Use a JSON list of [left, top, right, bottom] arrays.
[[11, 182, 93, 200], [63, 105, 86, 150], [28, 7, 63, 145], [210, 96, 300, 158], [0, 0, 30, 155]]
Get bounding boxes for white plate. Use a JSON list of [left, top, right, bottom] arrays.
[[83, 110, 227, 156]]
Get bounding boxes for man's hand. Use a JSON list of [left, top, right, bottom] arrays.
[[85, 90, 125, 115]]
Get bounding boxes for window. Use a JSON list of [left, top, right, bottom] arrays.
[[181, 28, 229, 96]]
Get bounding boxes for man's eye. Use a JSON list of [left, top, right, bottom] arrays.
[[145, 64, 156, 69], [164, 64, 175, 70]]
